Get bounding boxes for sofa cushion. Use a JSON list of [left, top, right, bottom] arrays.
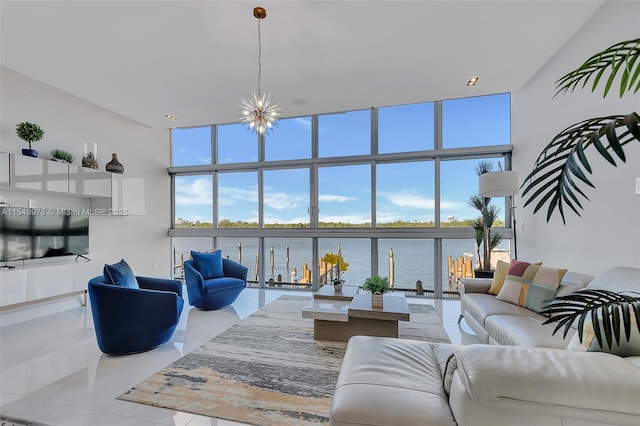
[[452, 345, 640, 424], [191, 250, 224, 279], [586, 266, 640, 292], [330, 336, 457, 426], [524, 266, 567, 313], [496, 260, 542, 306], [462, 293, 542, 329], [554, 271, 593, 297], [488, 260, 510, 295], [103, 259, 139, 289], [485, 314, 575, 348], [567, 310, 640, 357]]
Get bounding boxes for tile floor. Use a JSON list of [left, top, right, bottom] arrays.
[[0, 288, 478, 425]]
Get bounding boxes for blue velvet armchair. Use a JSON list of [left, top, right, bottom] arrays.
[[184, 257, 247, 310], [88, 275, 184, 355]]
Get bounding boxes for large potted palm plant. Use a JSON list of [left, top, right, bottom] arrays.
[[469, 161, 502, 277], [524, 38, 640, 345]]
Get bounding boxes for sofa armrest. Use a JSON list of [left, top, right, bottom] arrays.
[[458, 278, 492, 295], [449, 345, 640, 424]]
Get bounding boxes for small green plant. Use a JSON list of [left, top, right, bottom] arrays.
[[363, 275, 391, 294], [16, 122, 44, 150], [50, 149, 74, 164]]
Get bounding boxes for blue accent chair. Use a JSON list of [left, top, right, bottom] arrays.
[[88, 275, 184, 355], [184, 258, 247, 310]]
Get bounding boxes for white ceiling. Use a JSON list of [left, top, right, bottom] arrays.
[[1, 0, 605, 130]]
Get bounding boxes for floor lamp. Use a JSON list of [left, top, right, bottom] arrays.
[[479, 171, 520, 260]]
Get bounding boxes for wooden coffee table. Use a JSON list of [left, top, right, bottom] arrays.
[[302, 286, 410, 342]]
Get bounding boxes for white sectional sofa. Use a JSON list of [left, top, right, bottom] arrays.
[[458, 270, 593, 347], [459, 266, 639, 348], [329, 266, 640, 426]]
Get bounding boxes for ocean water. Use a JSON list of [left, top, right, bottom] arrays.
[[173, 237, 511, 290]]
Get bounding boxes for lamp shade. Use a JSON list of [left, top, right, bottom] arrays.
[[479, 171, 519, 197]]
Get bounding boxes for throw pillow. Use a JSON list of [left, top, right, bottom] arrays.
[[488, 260, 510, 295], [524, 266, 568, 313], [191, 250, 224, 279], [567, 310, 640, 357], [496, 260, 542, 307], [103, 259, 139, 289]]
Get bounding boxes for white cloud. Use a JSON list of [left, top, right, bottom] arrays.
[[384, 192, 434, 209], [294, 117, 312, 129], [320, 213, 371, 224], [319, 194, 352, 203], [175, 177, 212, 206]]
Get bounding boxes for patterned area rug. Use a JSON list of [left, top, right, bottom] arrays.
[[118, 295, 450, 426], [0, 415, 51, 426]]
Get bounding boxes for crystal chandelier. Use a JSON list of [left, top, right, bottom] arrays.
[[239, 7, 281, 135]]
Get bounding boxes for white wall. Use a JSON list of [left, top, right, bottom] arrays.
[[512, 0, 640, 275], [0, 67, 172, 278]]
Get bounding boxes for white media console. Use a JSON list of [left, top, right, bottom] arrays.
[[0, 259, 104, 310]]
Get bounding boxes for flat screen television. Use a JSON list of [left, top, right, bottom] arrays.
[[0, 207, 89, 262]]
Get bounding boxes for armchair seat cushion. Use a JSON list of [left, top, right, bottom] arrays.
[[203, 277, 246, 293]]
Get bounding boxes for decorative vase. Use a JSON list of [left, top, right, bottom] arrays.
[[105, 153, 124, 174], [22, 148, 38, 158], [372, 292, 383, 309], [334, 281, 343, 291]]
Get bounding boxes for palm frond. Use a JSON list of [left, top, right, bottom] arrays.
[[541, 289, 640, 349], [554, 38, 640, 98], [521, 113, 640, 223]]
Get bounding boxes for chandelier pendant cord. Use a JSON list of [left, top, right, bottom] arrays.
[[257, 18, 262, 97]]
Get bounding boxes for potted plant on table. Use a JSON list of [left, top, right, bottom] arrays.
[[363, 275, 391, 309], [322, 252, 349, 291], [16, 121, 44, 158]]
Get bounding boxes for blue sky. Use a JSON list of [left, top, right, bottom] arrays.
[[173, 93, 511, 225]]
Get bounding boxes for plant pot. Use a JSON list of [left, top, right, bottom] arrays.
[[474, 269, 495, 279], [372, 293, 383, 309], [333, 281, 343, 291], [22, 148, 38, 158]]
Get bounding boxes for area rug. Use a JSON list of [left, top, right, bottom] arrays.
[[118, 295, 450, 426], [0, 415, 51, 426]]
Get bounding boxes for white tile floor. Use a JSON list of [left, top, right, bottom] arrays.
[[0, 288, 477, 425]]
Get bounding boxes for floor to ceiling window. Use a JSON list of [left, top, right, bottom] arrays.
[[169, 93, 513, 297]]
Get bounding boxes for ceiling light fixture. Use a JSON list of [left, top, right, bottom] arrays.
[[467, 76, 479, 87], [165, 114, 177, 120], [239, 6, 281, 135]]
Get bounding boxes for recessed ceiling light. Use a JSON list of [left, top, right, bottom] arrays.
[[467, 76, 479, 87], [165, 114, 178, 120]]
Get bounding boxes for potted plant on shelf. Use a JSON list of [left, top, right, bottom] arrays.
[[322, 252, 349, 291], [363, 275, 391, 309], [469, 161, 502, 278], [50, 149, 74, 164], [16, 121, 44, 158]]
